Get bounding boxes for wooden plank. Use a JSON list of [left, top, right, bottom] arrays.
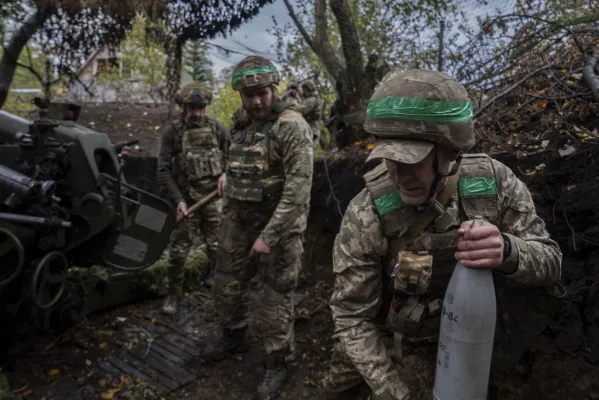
[[162, 330, 200, 349], [97, 360, 124, 377], [162, 332, 200, 356], [120, 352, 180, 391], [128, 345, 196, 384], [108, 356, 152, 382], [146, 339, 186, 364], [154, 337, 194, 361]]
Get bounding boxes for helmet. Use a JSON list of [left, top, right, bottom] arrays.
[[231, 56, 279, 91], [300, 79, 317, 93], [287, 82, 299, 90], [365, 69, 474, 164], [176, 84, 211, 107]]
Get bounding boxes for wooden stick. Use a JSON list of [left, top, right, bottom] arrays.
[[177, 190, 218, 223]]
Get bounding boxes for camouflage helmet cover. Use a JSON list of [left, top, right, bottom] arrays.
[[364, 69, 474, 164], [300, 79, 317, 93], [231, 56, 279, 91], [176, 84, 211, 107]]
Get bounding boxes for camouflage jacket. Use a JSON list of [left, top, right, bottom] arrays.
[[157, 116, 229, 205], [226, 104, 314, 247], [329, 155, 562, 398]]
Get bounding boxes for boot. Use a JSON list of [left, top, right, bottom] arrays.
[[255, 355, 288, 400], [203, 328, 248, 361], [161, 295, 181, 316]]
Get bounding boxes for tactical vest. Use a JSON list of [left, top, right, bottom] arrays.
[[225, 102, 294, 203], [179, 120, 224, 185], [364, 153, 564, 369], [304, 95, 324, 122]]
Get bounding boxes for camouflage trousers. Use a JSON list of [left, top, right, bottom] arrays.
[[212, 215, 303, 356], [322, 331, 437, 399], [166, 197, 222, 296]]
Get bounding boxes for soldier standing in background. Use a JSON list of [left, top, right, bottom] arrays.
[[203, 56, 314, 400], [282, 82, 302, 105], [156, 84, 229, 316], [296, 79, 325, 152]]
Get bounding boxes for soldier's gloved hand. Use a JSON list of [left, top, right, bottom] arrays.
[[455, 219, 504, 269], [176, 201, 188, 219], [217, 173, 227, 196]]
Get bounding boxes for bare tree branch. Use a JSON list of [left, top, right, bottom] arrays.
[[16, 61, 44, 84], [282, 0, 316, 52], [329, 0, 364, 85], [0, 8, 52, 107], [314, 0, 346, 81], [474, 65, 552, 118]]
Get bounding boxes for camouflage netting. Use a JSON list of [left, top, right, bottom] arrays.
[[135, 244, 210, 297]]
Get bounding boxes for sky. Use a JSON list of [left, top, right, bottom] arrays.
[[206, 0, 293, 75], [204, 0, 518, 77]]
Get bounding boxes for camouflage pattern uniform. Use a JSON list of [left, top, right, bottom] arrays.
[[204, 56, 313, 400], [296, 79, 324, 151], [322, 70, 563, 400], [157, 84, 229, 313]]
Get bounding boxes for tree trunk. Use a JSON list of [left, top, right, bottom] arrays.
[[0, 8, 51, 108], [166, 38, 183, 118]]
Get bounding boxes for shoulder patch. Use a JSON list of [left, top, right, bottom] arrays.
[[458, 177, 497, 197], [373, 191, 406, 216], [364, 161, 388, 183]]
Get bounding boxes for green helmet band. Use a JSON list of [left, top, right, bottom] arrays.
[[366, 97, 473, 123], [231, 65, 278, 89]]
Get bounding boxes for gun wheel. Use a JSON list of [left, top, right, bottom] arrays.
[[31, 251, 68, 310], [0, 227, 25, 289]]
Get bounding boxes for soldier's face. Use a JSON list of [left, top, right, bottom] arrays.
[[240, 86, 274, 120], [385, 148, 455, 205], [185, 105, 206, 124]]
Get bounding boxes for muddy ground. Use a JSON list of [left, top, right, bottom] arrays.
[[4, 102, 599, 399]]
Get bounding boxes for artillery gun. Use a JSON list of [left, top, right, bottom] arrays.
[[0, 99, 176, 355]]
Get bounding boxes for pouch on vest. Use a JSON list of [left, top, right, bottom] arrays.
[[391, 251, 433, 295]]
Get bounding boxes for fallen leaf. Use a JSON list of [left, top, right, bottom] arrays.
[[151, 318, 156, 325], [567, 185, 576, 191], [99, 342, 107, 349], [366, 143, 374, 150], [48, 369, 60, 376], [541, 140, 549, 148], [23, 389, 32, 397], [85, 359, 92, 367], [154, 125, 161, 130]]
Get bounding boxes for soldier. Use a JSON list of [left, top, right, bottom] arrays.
[[203, 56, 314, 400], [296, 79, 325, 151], [157, 84, 229, 316], [322, 69, 563, 400], [282, 82, 302, 105]]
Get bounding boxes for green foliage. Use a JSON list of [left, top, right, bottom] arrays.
[[184, 40, 214, 87], [95, 15, 167, 103], [206, 79, 241, 128]]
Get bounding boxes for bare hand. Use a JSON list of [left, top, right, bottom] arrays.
[[455, 220, 504, 269], [176, 201, 188, 220], [249, 237, 271, 257], [217, 173, 227, 196]]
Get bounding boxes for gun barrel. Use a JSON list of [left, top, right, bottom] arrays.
[[0, 212, 72, 228], [0, 111, 32, 142]]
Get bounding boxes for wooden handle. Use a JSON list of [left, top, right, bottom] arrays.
[[471, 216, 485, 228], [177, 190, 219, 222]]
